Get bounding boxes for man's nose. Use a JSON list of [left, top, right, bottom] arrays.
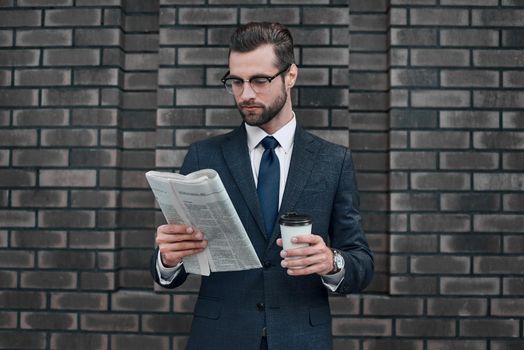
[[240, 82, 256, 100]]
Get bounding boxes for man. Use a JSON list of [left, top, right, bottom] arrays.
[[150, 22, 374, 350]]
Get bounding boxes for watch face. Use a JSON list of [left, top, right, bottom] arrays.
[[335, 253, 344, 268]]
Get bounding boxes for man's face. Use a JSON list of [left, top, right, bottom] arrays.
[[228, 45, 288, 128]]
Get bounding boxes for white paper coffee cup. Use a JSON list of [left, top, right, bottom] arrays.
[[279, 212, 312, 268]]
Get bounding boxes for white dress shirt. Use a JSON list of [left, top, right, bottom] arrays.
[[157, 113, 345, 291]]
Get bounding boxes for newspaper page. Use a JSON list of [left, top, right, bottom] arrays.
[[146, 169, 262, 276]]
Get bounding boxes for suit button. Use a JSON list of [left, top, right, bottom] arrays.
[[256, 302, 265, 311], [263, 261, 271, 268]]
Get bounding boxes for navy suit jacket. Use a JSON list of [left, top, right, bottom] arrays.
[[150, 123, 374, 350]]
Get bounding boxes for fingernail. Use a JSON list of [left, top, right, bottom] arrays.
[[291, 237, 297, 243], [281, 260, 287, 268], [187, 227, 194, 233], [280, 250, 287, 258]]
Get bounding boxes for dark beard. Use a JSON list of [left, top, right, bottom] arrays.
[[237, 85, 287, 127]]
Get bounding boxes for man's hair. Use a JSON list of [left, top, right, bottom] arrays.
[[229, 22, 295, 70]]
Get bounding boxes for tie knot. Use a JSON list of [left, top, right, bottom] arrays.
[[260, 136, 279, 150]]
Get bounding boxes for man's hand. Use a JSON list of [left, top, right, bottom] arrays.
[[156, 224, 207, 267], [276, 234, 334, 276]]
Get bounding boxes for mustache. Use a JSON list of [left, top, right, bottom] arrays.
[[239, 102, 265, 108]]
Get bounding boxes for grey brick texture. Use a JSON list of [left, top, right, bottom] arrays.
[[0, 0, 523, 349]]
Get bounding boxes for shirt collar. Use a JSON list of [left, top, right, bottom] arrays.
[[245, 112, 296, 153]]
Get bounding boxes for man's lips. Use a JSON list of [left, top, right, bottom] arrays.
[[241, 105, 262, 111]]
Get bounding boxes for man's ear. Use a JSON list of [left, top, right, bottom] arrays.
[[287, 63, 298, 88]]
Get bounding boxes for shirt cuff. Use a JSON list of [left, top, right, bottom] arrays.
[[321, 268, 345, 292], [156, 250, 183, 285]]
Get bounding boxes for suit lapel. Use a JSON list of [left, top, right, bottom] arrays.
[[268, 125, 319, 246], [221, 126, 267, 238]]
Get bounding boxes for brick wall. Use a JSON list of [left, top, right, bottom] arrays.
[[1, 0, 523, 349]]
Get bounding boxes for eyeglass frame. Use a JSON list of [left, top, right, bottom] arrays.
[[220, 64, 292, 95]]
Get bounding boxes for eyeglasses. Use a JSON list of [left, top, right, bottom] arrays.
[[221, 64, 291, 95]]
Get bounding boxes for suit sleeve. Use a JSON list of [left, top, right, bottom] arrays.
[[328, 149, 374, 294], [149, 143, 201, 289]]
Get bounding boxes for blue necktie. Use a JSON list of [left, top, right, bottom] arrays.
[[257, 136, 280, 238]]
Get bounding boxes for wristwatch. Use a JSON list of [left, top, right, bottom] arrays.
[[330, 248, 345, 274]]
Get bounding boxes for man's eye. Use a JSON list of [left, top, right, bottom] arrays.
[[230, 79, 244, 87], [251, 78, 269, 86]]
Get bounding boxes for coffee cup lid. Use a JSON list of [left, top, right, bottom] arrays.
[[279, 212, 312, 226]]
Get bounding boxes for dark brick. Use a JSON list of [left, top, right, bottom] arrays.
[[411, 255, 470, 274], [21, 271, 77, 289], [13, 109, 69, 126], [50, 292, 108, 311], [80, 272, 115, 290], [111, 335, 169, 350], [391, 151, 436, 169], [441, 277, 499, 295], [13, 149, 69, 167], [0, 210, 35, 227], [0, 311, 16, 328], [391, 276, 437, 295], [441, 193, 500, 212], [0, 271, 17, 288], [391, 109, 438, 129], [411, 172, 470, 191], [240, 7, 300, 24], [21, 312, 77, 330], [474, 215, 524, 233], [142, 314, 193, 333], [16, 29, 72, 47], [50, 333, 108, 350], [475, 256, 524, 274], [304, 7, 348, 25], [11, 230, 66, 248], [391, 28, 437, 46], [0, 49, 39, 66], [0, 291, 46, 309], [441, 152, 499, 170], [397, 318, 455, 337], [38, 210, 95, 228], [504, 194, 524, 211], [0, 250, 34, 268], [364, 297, 423, 316], [74, 68, 118, 86], [492, 341, 524, 350], [503, 278, 524, 296], [391, 69, 438, 87], [491, 299, 524, 317], [461, 319, 519, 337], [0, 331, 46, 349], [45, 9, 101, 26], [42, 88, 99, 106], [391, 235, 438, 253], [428, 298, 487, 316], [0, 170, 35, 187], [40, 170, 96, 187], [111, 291, 169, 312], [332, 318, 391, 336], [0, 89, 38, 106], [411, 214, 470, 232], [472, 9, 524, 26], [365, 339, 423, 350], [440, 110, 499, 129], [442, 234, 501, 254], [43, 49, 100, 66], [81, 313, 138, 332], [75, 28, 121, 46], [0, 10, 41, 27], [70, 149, 117, 167], [441, 29, 499, 47], [428, 340, 486, 350], [38, 251, 95, 269]]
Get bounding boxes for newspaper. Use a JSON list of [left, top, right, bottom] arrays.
[[145, 169, 262, 276]]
